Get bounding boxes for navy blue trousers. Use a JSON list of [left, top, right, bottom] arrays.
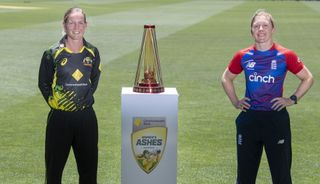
[[235, 109, 292, 184], [45, 107, 98, 184]]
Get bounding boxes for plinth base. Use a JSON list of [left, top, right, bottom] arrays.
[[121, 87, 178, 184]]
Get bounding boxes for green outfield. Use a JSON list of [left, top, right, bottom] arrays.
[[0, 0, 319, 183]]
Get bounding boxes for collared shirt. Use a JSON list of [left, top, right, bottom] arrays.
[[228, 43, 303, 111], [39, 36, 101, 111]]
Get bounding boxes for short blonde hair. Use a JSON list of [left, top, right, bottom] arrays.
[[63, 7, 87, 24], [250, 9, 274, 28]]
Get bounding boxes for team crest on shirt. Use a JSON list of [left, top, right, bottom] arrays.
[[83, 57, 93, 67], [271, 60, 277, 70]]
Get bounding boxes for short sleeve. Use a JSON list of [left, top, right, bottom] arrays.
[[285, 50, 304, 74], [228, 52, 243, 74]]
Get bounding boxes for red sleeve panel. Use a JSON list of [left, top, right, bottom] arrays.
[[276, 44, 304, 74]]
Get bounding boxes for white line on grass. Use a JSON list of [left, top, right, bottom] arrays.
[[0, 5, 43, 10], [87, 0, 243, 62], [303, 1, 320, 13]]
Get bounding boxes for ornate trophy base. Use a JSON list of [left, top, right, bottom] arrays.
[[133, 83, 165, 93]]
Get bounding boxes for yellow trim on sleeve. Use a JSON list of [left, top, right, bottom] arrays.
[[54, 48, 65, 59]]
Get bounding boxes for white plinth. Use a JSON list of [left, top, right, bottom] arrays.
[[121, 87, 179, 184]]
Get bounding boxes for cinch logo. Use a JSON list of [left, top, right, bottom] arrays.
[[249, 72, 275, 83]]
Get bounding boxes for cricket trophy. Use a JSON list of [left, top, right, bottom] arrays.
[[133, 25, 164, 93]]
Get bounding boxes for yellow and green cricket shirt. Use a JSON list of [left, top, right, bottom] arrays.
[[38, 36, 101, 111]]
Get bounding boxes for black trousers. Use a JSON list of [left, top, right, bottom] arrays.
[[45, 107, 98, 184], [235, 109, 292, 184]]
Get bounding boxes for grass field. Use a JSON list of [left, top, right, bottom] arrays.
[[0, 0, 319, 183]]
